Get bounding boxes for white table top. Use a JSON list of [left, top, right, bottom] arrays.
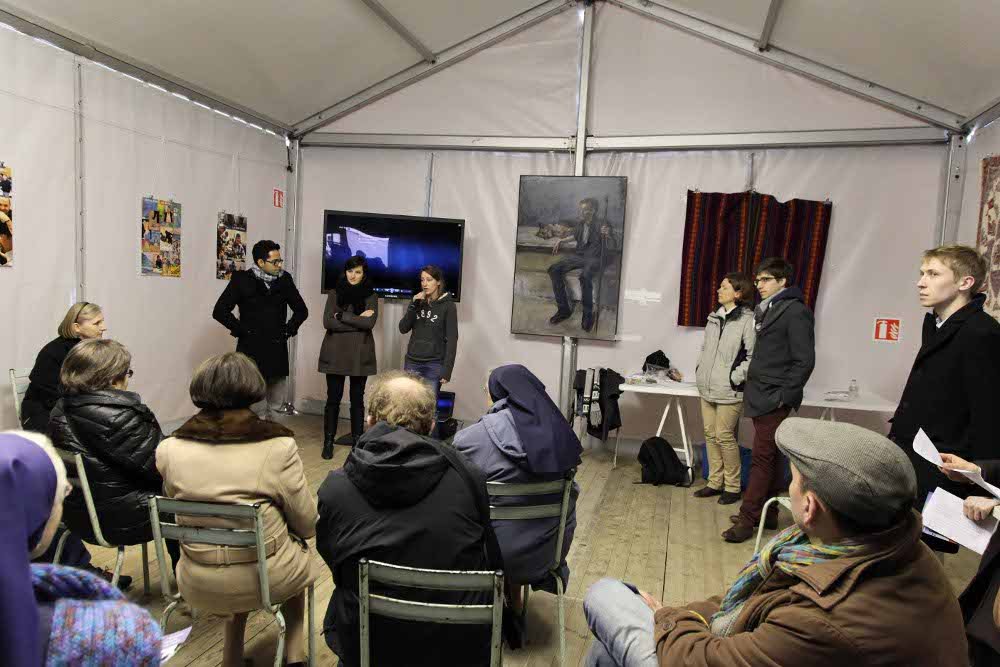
[[619, 382, 897, 414]]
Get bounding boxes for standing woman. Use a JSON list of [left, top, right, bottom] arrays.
[[693, 272, 756, 505], [20, 302, 106, 432], [319, 256, 378, 459], [398, 265, 458, 405]]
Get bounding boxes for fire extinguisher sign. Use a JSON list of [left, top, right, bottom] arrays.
[[873, 317, 901, 343]]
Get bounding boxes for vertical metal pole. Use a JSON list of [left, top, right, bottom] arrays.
[[937, 133, 966, 245], [560, 2, 593, 420], [280, 139, 303, 413], [73, 59, 86, 302], [744, 152, 756, 191]]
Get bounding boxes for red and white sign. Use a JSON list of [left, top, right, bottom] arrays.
[[874, 317, 901, 343], [273, 188, 284, 208]]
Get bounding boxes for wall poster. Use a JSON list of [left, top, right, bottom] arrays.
[[140, 197, 182, 277], [216, 212, 247, 280]]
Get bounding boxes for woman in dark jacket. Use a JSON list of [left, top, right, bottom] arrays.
[[47, 339, 174, 561], [20, 302, 106, 432], [319, 256, 378, 458]]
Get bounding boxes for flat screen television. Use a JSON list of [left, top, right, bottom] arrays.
[[322, 210, 465, 301]]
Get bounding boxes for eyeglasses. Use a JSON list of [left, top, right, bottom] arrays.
[[266, 258, 284, 266], [126, 369, 134, 378], [755, 276, 776, 284]]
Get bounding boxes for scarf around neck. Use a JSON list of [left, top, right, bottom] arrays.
[[710, 524, 865, 636], [251, 264, 283, 284]]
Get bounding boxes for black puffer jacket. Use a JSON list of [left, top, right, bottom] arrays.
[[48, 389, 165, 545]]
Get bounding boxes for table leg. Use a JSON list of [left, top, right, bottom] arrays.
[[675, 397, 694, 483], [613, 426, 622, 469], [656, 400, 673, 439], [829, 409, 837, 422]]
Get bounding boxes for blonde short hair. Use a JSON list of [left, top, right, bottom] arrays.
[[923, 244, 988, 293], [189, 352, 266, 410], [367, 370, 436, 435], [58, 302, 103, 339], [60, 339, 131, 395]]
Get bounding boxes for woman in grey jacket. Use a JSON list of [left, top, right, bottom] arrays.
[[694, 272, 756, 504], [398, 264, 458, 394], [319, 257, 378, 459]]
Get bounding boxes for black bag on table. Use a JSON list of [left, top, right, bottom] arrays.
[[637, 436, 691, 487]]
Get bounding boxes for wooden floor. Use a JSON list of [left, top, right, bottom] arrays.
[[88, 414, 981, 666]]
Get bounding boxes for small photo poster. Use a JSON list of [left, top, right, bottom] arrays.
[[140, 197, 182, 277], [217, 212, 248, 280], [0, 162, 13, 267]]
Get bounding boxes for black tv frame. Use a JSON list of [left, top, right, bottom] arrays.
[[321, 209, 466, 302]]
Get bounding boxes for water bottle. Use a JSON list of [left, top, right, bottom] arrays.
[[848, 379, 859, 399]]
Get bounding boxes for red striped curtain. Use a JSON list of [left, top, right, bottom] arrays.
[[677, 190, 832, 327]]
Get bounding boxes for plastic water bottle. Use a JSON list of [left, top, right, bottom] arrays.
[[848, 379, 859, 399]]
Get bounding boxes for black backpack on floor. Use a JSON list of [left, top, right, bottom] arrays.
[[637, 436, 691, 487]]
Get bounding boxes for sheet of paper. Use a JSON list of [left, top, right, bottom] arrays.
[[922, 488, 998, 555], [912, 428, 943, 466], [160, 626, 192, 663], [956, 468, 1000, 500]]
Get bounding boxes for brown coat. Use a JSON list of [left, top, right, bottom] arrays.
[[156, 410, 318, 614], [318, 291, 378, 377], [654, 511, 968, 666]]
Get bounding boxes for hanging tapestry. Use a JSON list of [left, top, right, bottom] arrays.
[[976, 156, 1000, 321], [678, 190, 832, 327]]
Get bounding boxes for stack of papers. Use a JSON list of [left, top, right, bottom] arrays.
[[160, 626, 192, 664], [913, 429, 1000, 500]]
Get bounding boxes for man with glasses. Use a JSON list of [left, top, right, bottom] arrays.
[[213, 239, 308, 419], [722, 257, 815, 543]]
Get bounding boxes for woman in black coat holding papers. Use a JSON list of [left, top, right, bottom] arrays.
[[318, 256, 378, 459]]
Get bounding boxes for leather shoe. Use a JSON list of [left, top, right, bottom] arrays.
[[321, 444, 333, 460], [718, 491, 741, 505], [722, 520, 755, 543], [693, 486, 722, 498], [730, 512, 776, 529], [581, 311, 594, 332], [549, 310, 572, 325]]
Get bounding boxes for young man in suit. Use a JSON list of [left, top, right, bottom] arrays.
[[723, 257, 815, 543], [889, 244, 1000, 506]]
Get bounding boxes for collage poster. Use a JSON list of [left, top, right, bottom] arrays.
[[0, 163, 13, 267], [217, 212, 248, 280], [977, 156, 1000, 321], [140, 197, 182, 277]]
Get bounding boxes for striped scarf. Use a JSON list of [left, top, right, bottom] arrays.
[[250, 264, 283, 285], [710, 525, 865, 636]]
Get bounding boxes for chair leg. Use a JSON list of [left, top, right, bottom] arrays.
[[141, 542, 150, 596], [307, 584, 315, 667], [51, 528, 69, 565], [556, 576, 566, 667], [521, 583, 530, 622], [753, 497, 778, 554], [111, 545, 125, 588], [161, 598, 181, 631], [272, 607, 287, 667]]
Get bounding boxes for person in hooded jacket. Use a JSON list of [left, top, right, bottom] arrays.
[[316, 370, 491, 667], [47, 339, 179, 569], [398, 264, 458, 395], [723, 258, 815, 544], [453, 364, 581, 595], [319, 256, 378, 458]]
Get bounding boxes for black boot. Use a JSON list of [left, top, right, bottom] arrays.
[[322, 404, 338, 460], [349, 400, 365, 447]]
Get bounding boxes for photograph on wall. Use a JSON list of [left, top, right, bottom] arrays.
[[0, 162, 13, 267], [140, 197, 182, 277], [976, 155, 1000, 320], [511, 176, 627, 340], [216, 212, 248, 280]]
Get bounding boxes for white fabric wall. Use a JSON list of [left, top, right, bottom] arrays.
[[0, 23, 286, 430], [959, 120, 1000, 246], [0, 32, 78, 430]]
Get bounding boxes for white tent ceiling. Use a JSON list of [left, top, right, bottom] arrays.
[[3, 0, 1000, 134]]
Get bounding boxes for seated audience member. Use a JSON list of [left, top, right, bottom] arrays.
[[48, 338, 178, 579], [453, 365, 581, 595], [157, 352, 316, 667], [20, 301, 106, 432], [316, 370, 492, 667], [937, 453, 1000, 665], [0, 430, 160, 666], [582, 418, 967, 667]]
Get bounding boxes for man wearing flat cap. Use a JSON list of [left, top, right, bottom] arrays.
[[582, 418, 968, 667]]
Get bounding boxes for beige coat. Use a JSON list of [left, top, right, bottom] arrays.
[[156, 410, 318, 614]]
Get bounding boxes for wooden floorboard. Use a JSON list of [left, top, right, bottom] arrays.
[[81, 414, 980, 666]]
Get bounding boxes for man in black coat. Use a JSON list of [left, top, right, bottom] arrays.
[[889, 244, 1000, 505], [213, 240, 308, 418], [315, 370, 492, 667], [723, 257, 815, 543]]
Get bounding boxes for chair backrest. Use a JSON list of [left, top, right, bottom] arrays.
[[487, 469, 576, 572], [147, 496, 274, 608], [9, 368, 30, 423], [358, 558, 504, 667], [56, 450, 113, 547]]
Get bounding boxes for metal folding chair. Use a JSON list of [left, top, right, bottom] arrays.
[[53, 450, 150, 595], [487, 469, 576, 667], [8, 367, 30, 424], [358, 558, 504, 667], [148, 496, 315, 667], [754, 496, 792, 554]]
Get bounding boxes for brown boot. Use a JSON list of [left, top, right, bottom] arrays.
[[722, 520, 756, 543], [729, 511, 777, 529]]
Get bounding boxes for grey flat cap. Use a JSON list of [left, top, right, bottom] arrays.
[[776, 418, 916, 528]]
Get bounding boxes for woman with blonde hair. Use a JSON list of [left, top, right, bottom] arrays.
[[157, 352, 317, 667], [20, 301, 106, 432]]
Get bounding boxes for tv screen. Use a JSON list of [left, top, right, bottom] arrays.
[[322, 210, 465, 301]]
